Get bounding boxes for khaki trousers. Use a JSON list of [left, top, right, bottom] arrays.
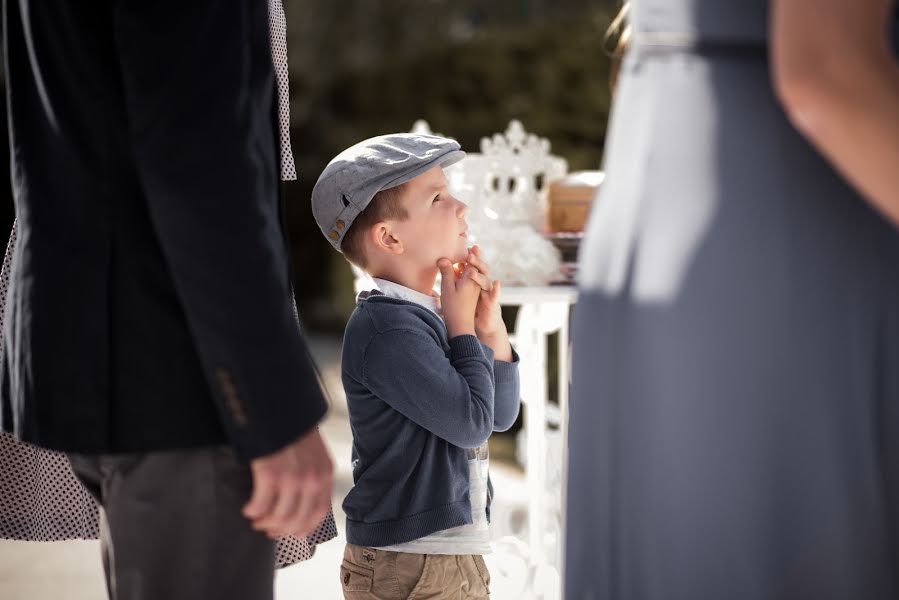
[[341, 543, 490, 599]]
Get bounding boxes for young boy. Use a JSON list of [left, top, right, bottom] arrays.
[[312, 133, 521, 599]]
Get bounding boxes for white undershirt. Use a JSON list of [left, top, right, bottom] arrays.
[[377, 445, 492, 556]]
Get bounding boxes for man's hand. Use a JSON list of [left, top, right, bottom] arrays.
[[243, 428, 334, 539]]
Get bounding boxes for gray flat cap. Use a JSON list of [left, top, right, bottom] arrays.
[[312, 133, 465, 251]]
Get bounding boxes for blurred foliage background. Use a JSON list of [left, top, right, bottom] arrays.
[[0, 0, 622, 332]]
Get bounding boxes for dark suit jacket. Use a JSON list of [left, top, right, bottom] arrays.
[[0, 0, 327, 460]]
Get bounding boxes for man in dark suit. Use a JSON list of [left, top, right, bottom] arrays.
[[0, 1, 333, 598]]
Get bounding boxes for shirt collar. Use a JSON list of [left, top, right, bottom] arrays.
[[371, 277, 441, 316]]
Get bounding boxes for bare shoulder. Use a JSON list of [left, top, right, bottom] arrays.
[[771, 0, 895, 69]]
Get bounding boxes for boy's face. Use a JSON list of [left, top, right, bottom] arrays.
[[390, 166, 470, 268]]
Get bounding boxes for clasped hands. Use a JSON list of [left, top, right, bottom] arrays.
[[438, 245, 512, 362], [240, 246, 510, 540]]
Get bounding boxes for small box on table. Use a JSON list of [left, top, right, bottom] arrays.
[[546, 170, 604, 233]]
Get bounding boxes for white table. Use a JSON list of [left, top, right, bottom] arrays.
[[501, 286, 577, 600]]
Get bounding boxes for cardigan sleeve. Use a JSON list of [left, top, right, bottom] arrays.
[[491, 347, 521, 432], [362, 330, 496, 449]]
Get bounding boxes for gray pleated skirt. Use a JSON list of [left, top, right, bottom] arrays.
[[566, 42, 899, 600]]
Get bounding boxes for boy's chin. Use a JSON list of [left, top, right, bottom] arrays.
[[450, 249, 469, 264], [428, 247, 468, 268]]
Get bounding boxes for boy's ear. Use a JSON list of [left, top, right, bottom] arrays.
[[370, 221, 404, 255]]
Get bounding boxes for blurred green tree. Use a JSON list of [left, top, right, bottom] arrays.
[[283, 1, 620, 329], [0, 0, 624, 332]]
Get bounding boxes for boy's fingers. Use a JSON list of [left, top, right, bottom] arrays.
[[466, 252, 490, 278], [459, 267, 485, 295], [491, 280, 501, 301], [468, 270, 490, 291], [478, 280, 501, 305], [437, 259, 455, 297]]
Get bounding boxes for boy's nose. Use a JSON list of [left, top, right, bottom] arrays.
[[456, 199, 470, 218]]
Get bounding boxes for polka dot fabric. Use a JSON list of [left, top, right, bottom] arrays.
[[0, 222, 102, 542], [0, 429, 337, 567], [270, 0, 297, 181], [0, 3, 337, 565], [0, 431, 100, 541], [0, 223, 336, 566]]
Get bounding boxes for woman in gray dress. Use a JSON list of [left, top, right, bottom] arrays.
[[566, 1, 899, 598]]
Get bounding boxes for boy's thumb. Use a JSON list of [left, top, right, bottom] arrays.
[[437, 259, 454, 295]]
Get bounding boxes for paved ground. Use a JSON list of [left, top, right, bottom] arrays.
[[0, 335, 540, 600]]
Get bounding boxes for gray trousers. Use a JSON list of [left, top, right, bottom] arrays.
[[68, 446, 276, 600]]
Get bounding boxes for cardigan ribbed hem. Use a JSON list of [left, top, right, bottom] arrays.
[[494, 348, 520, 384], [345, 499, 473, 547], [450, 335, 490, 361]]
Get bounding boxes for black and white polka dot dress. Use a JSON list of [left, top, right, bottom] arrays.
[[0, 0, 336, 568], [269, 0, 296, 181]]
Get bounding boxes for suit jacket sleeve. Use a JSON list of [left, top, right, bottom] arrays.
[[112, 0, 326, 459]]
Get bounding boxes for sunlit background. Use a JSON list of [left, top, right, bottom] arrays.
[[0, 1, 623, 598]]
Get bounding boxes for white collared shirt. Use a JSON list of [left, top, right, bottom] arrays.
[[371, 278, 442, 316]]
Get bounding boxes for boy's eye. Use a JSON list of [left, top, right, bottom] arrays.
[[432, 195, 441, 203]]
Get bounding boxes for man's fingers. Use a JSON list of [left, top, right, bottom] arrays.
[[309, 490, 333, 532], [287, 491, 331, 538], [244, 428, 334, 537], [243, 471, 277, 520], [281, 480, 333, 537], [284, 484, 319, 537], [252, 483, 299, 533], [251, 471, 330, 536]]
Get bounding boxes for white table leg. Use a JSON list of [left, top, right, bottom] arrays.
[[523, 308, 549, 599]]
